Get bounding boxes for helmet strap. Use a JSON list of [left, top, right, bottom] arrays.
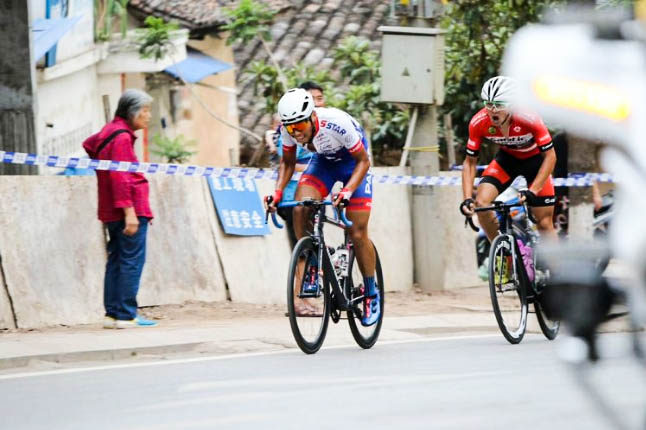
[[307, 116, 317, 144]]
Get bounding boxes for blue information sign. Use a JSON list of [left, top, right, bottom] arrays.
[[207, 177, 270, 236]]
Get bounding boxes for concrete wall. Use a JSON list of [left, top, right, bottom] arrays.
[[210, 178, 293, 304], [139, 176, 228, 305], [433, 172, 481, 289], [369, 167, 414, 292], [0, 168, 477, 328], [0, 175, 228, 329], [0, 265, 16, 329], [0, 177, 105, 328]]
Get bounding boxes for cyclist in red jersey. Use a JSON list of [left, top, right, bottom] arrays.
[[460, 76, 558, 242]]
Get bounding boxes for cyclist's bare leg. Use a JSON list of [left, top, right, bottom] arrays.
[[293, 185, 320, 239], [292, 184, 322, 313], [346, 210, 376, 279], [530, 205, 558, 242], [475, 183, 501, 241]]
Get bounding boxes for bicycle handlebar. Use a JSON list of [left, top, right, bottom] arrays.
[[464, 216, 479, 232], [473, 201, 523, 212], [462, 198, 539, 231], [462, 201, 520, 233], [269, 211, 284, 229], [475, 200, 538, 224], [264, 199, 353, 229]]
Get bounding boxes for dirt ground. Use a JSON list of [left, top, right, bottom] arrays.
[[139, 286, 492, 323], [2, 284, 633, 335], [0, 286, 491, 334]]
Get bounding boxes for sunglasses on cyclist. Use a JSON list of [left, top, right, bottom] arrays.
[[483, 101, 510, 109], [284, 120, 310, 135]]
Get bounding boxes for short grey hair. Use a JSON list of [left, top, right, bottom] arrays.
[[115, 89, 153, 121]]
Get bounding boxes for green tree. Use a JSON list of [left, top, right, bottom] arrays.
[[150, 134, 196, 164], [137, 16, 180, 61], [222, 0, 287, 90], [440, 0, 564, 161], [243, 36, 410, 165], [331, 37, 380, 84], [95, 0, 130, 41], [245, 61, 335, 115]]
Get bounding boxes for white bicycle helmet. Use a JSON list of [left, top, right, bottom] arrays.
[[481, 76, 515, 103], [277, 88, 314, 124]]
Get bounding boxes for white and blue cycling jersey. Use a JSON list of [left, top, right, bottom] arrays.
[[280, 107, 373, 211], [280, 107, 368, 164]]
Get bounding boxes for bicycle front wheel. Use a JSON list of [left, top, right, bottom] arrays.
[[287, 237, 330, 354], [347, 242, 384, 349], [488, 235, 528, 344]]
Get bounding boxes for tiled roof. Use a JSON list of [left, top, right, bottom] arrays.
[[128, 0, 292, 30], [128, 0, 226, 30], [233, 0, 394, 163]]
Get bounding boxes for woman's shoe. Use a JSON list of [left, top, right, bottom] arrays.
[[115, 315, 158, 329]]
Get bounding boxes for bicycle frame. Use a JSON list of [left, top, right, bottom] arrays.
[[476, 201, 524, 286], [270, 199, 359, 312]]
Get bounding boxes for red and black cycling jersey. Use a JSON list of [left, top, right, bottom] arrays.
[[466, 108, 553, 160]]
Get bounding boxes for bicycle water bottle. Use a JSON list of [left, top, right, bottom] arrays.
[[516, 239, 535, 282], [332, 246, 349, 277]]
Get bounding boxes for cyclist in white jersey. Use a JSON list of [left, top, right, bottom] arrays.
[[265, 88, 379, 326]]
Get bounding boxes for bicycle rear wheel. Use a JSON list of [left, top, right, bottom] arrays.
[[488, 235, 528, 344], [535, 298, 560, 340], [287, 237, 330, 354], [347, 242, 384, 349]]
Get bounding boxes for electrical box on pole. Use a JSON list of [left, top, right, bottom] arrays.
[[378, 26, 446, 105]]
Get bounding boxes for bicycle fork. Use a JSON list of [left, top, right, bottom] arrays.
[[497, 233, 521, 291], [508, 234, 520, 284]]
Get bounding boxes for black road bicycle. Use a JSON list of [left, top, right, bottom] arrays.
[[465, 199, 559, 344], [268, 198, 384, 354]]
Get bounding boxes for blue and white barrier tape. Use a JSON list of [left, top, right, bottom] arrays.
[[0, 151, 615, 187]]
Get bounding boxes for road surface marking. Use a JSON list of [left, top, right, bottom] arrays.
[[0, 333, 502, 380]]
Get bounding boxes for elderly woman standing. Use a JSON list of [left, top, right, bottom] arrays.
[[83, 89, 157, 329]]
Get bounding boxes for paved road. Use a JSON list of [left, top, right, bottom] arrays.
[[1, 333, 643, 430]]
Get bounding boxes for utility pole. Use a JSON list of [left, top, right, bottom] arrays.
[[401, 1, 445, 291], [0, 0, 38, 175], [566, 135, 597, 239]]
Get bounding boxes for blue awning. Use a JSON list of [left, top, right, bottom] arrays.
[[32, 16, 81, 62], [164, 48, 233, 83]]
